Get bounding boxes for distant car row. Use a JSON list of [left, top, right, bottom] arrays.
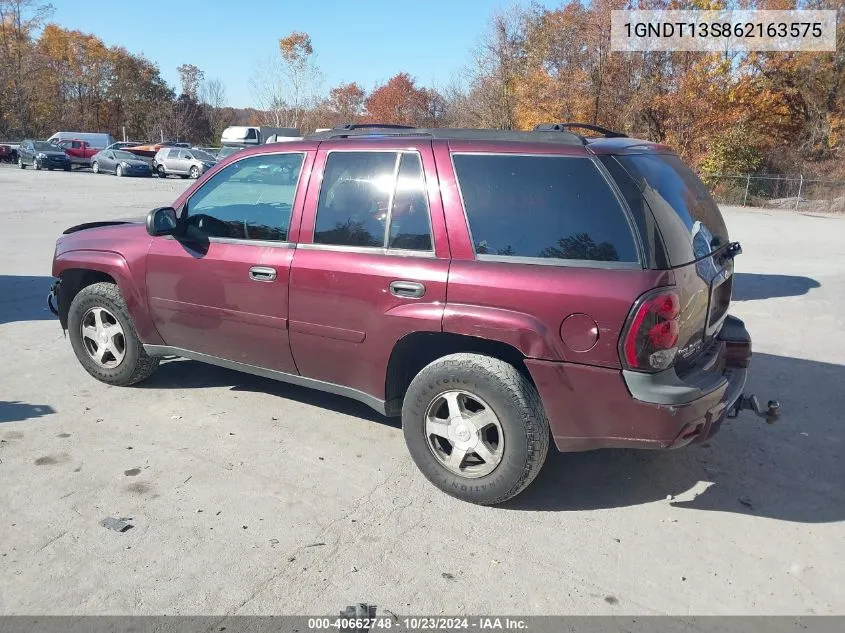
[[3, 126, 304, 175], [11, 139, 247, 178]]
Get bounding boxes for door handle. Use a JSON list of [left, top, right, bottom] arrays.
[[389, 280, 425, 298], [249, 266, 277, 282]]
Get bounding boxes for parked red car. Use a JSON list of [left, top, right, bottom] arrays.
[[57, 138, 98, 167], [48, 123, 777, 504], [0, 143, 17, 162]]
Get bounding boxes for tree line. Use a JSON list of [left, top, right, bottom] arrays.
[[2, 0, 843, 179]]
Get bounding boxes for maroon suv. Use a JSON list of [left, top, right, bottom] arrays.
[[49, 123, 777, 504]]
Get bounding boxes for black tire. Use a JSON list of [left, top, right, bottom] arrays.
[[18, 157, 25, 169], [34, 159, 41, 170], [157, 165, 167, 178], [64, 165, 71, 171], [189, 165, 199, 179], [116, 165, 123, 177], [402, 353, 550, 505], [92, 161, 99, 174], [67, 282, 160, 386]]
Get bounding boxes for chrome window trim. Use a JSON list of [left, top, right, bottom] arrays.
[[182, 150, 307, 246], [297, 242, 436, 258], [313, 149, 436, 254], [476, 254, 641, 269], [449, 151, 644, 270]]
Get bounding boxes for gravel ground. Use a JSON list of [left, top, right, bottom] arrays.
[[0, 166, 843, 615]]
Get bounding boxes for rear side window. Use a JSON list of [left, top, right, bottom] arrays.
[[613, 153, 729, 265], [314, 151, 433, 251], [452, 154, 639, 264]]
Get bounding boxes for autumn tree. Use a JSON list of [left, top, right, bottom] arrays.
[[176, 63, 203, 100], [250, 31, 322, 129], [0, 0, 53, 137], [327, 82, 365, 121], [200, 76, 228, 140], [462, 9, 527, 129], [365, 73, 444, 127]]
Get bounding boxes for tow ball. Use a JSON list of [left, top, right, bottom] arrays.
[[728, 394, 781, 424]]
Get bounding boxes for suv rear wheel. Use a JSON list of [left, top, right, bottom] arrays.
[[402, 353, 549, 505], [67, 282, 160, 386]]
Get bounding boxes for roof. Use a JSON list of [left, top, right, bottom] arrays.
[[306, 125, 585, 147]]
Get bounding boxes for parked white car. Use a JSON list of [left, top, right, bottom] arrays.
[[153, 147, 217, 179]]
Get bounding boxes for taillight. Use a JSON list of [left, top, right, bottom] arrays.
[[621, 288, 681, 372]]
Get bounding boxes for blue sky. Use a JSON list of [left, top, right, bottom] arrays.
[[51, 0, 557, 108]]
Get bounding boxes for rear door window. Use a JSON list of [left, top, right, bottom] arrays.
[[612, 153, 729, 265], [314, 151, 434, 251], [452, 154, 639, 265]]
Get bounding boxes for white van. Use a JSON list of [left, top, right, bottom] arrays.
[[220, 126, 301, 146], [47, 132, 115, 150]]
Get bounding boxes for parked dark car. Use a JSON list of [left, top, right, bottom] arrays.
[[18, 139, 71, 170], [92, 149, 152, 177], [48, 123, 777, 505], [105, 141, 146, 151], [215, 145, 245, 161], [0, 143, 17, 163]]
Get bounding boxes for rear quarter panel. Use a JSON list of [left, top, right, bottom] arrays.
[[445, 261, 670, 365]]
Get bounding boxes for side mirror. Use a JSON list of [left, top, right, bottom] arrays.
[[146, 207, 179, 237]]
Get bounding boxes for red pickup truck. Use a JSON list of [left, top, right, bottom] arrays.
[[57, 139, 98, 168]]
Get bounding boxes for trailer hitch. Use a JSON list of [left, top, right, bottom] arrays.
[[728, 394, 780, 424]]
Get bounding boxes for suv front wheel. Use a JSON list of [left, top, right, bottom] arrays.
[[402, 353, 549, 505], [67, 282, 160, 386]]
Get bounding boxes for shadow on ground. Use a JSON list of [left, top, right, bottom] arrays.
[[508, 352, 844, 523], [732, 273, 820, 301], [0, 275, 55, 325], [140, 358, 394, 426], [0, 401, 55, 423], [142, 352, 842, 523]]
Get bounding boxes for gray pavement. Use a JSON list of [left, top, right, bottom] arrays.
[[0, 166, 842, 615]]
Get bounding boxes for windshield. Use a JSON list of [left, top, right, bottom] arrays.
[[218, 146, 240, 158], [113, 151, 136, 160], [613, 153, 729, 265], [34, 142, 58, 151], [191, 150, 216, 162]]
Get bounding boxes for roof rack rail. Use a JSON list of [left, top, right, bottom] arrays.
[[307, 127, 585, 146], [332, 123, 416, 131], [534, 122, 627, 138]]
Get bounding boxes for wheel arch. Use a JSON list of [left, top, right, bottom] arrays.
[[384, 331, 532, 417], [54, 268, 115, 329], [53, 251, 162, 344]]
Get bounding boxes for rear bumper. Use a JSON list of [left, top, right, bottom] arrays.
[[527, 315, 751, 452]]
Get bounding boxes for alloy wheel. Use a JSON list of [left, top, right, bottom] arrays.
[[424, 390, 505, 478], [80, 307, 126, 368]]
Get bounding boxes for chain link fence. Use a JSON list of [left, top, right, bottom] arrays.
[[704, 174, 845, 213]]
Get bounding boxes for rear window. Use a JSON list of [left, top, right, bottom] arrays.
[[452, 154, 639, 265], [612, 153, 729, 265]]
